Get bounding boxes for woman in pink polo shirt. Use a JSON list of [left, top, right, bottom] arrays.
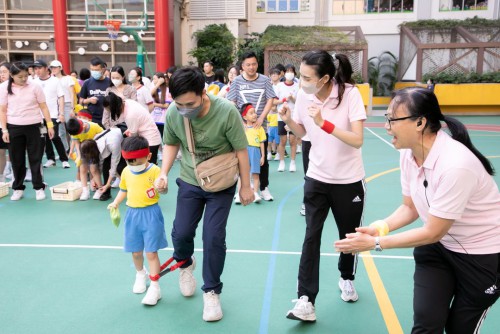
[[0, 62, 55, 200], [280, 50, 367, 322], [336, 87, 500, 333], [102, 92, 161, 165]]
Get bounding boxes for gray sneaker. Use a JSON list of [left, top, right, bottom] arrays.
[[203, 290, 223, 321], [339, 278, 359, 302], [179, 256, 196, 297], [286, 295, 316, 322]]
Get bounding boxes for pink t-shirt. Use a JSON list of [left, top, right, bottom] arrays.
[[123, 99, 162, 146], [400, 130, 500, 254], [293, 83, 366, 184], [0, 81, 46, 126]]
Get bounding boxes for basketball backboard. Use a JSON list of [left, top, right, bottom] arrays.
[[85, 0, 148, 31]]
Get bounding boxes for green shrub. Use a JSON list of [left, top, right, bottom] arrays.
[[188, 24, 236, 70], [236, 32, 265, 73], [423, 71, 500, 84]]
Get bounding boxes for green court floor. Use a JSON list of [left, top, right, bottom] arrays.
[[0, 116, 499, 333]]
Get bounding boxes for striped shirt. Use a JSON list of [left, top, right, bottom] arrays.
[[227, 74, 276, 120]]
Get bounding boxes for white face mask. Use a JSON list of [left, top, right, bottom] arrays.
[[128, 75, 137, 83], [128, 163, 147, 173], [112, 79, 123, 87], [300, 77, 325, 95], [285, 73, 295, 82]]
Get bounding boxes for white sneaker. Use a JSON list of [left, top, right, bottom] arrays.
[[62, 161, 70, 169], [141, 283, 161, 306], [179, 256, 196, 297], [79, 187, 90, 201], [111, 177, 120, 188], [297, 145, 302, 154], [339, 278, 359, 302], [203, 290, 223, 322], [260, 187, 274, 201], [234, 193, 241, 204], [24, 169, 32, 182], [35, 188, 46, 201], [277, 160, 285, 172], [274, 153, 280, 161], [286, 295, 316, 322], [267, 152, 272, 160], [10, 190, 24, 201], [133, 269, 148, 294], [253, 192, 261, 203], [93, 189, 103, 200], [300, 204, 306, 216], [289, 160, 296, 172], [43, 159, 56, 168]]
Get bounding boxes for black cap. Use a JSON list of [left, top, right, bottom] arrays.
[[33, 59, 48, 68]]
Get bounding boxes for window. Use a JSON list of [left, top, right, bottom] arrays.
[[333, 0, 414, 15], [257, 0, 301, 13], [439, 0, 488, 11]]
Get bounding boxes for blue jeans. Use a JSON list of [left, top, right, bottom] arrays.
[[172, 178, 236, 293]]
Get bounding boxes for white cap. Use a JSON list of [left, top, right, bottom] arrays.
[[49, 60, 63, 68]]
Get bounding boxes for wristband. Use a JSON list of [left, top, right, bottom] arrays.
[[370, 220, 389, 237], [46, 121, 54, 128], [320, 120, 335, 134], [2, 129, 7, 133], [282, 97, 287, 103]]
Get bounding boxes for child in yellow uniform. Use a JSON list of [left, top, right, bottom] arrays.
[[266, 104, 280, 160], [241, 103, 266, 202], [107, 135, 167, 306]]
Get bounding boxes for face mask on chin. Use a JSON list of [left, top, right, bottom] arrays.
[[128, 163, 147, 173], [300, 76, 326, 95], [177, 97, 204, 120]]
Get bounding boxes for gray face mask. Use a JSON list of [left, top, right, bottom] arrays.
[[177, 98, 204, 119]]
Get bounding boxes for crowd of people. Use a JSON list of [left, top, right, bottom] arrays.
[[0, 49, 498, 331]]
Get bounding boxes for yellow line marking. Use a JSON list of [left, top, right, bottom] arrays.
[[363, 167, 403, 334]]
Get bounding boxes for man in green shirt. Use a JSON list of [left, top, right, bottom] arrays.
[[155, 66, 253, 322]]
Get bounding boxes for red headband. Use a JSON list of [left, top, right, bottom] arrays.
[[78, 111, 92, 120], [242, 104, 253, 117], [77, 119, 84, 134], [122, 148, 150, 160]]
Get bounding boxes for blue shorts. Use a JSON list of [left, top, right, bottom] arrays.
[[124, 203, 168, 253], [267, 126, 280, 144], [247, 146, 261, 174]]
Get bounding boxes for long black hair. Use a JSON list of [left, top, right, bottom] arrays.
[[301, 50, 354, 108], [7, 62, 29, 95], [102, 91, 124, 121], [153, 72, 168, 104], [109, 65, 127, 86], [131, 67, 144, 85], [391, 87, 494, 175]]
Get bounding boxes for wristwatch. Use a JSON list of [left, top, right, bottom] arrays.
[[374, 237, 383, 252]]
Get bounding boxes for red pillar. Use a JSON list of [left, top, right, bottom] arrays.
[[52, 0, 70, 71], [154, 0, 173, 71]]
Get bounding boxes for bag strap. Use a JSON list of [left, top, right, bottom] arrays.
[[183, 117, 200, 177]]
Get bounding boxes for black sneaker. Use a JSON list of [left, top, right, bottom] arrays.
[[99, 192, 112, 201]]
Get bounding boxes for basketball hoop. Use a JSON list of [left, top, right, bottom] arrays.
[[104, 19, 122, 40]]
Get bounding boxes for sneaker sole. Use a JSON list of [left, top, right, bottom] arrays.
[[203, 313, 223, 322], [339, 282, 359, 302], [141, 295, 161, 306], [286, 312, 316, 322]]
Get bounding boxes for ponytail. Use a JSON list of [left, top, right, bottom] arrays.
[[442, 116, 495, 175], [102, 92, 123, 121], [392, 87, 495, 176], [333, 53, 354, 108]]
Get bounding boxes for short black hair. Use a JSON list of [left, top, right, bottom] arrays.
[[203, 60, 214, 67], [122, 136, 149, 162], [90, 56, 106, 67], [240, 51, 258, 62], [79, 68, 91, 80], [275, 63, 286, 73], [66, 118, 82, 135], [269, 68, 281, 76], [168, 66, 205, 99]]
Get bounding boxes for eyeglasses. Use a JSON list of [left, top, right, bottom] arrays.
[[384, 113, 417, 129]]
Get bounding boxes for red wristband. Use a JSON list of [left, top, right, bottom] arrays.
[[321, 120, 335, 134], [282, 98, 286, 103]]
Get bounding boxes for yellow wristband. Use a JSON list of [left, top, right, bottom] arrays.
[[47, 121, 54, 128], [370, 220, 389, 237]]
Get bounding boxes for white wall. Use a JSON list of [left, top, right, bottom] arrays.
[[366, 35, 400, 59]]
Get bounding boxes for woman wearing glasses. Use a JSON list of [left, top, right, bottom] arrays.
[[336, 87, 500, 333]]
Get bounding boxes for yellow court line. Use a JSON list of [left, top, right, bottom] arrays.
[[363, 167, 403, 334]]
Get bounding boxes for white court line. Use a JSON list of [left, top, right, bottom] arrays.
[[366, 127, 394, 149], [0, 243, 414, 260]]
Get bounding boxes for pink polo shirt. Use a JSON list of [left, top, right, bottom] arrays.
[[293, 83, 366, 184], [0, 81, 46, 125], [401, 130, 500, 254], [123, 99, 162, 146]]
